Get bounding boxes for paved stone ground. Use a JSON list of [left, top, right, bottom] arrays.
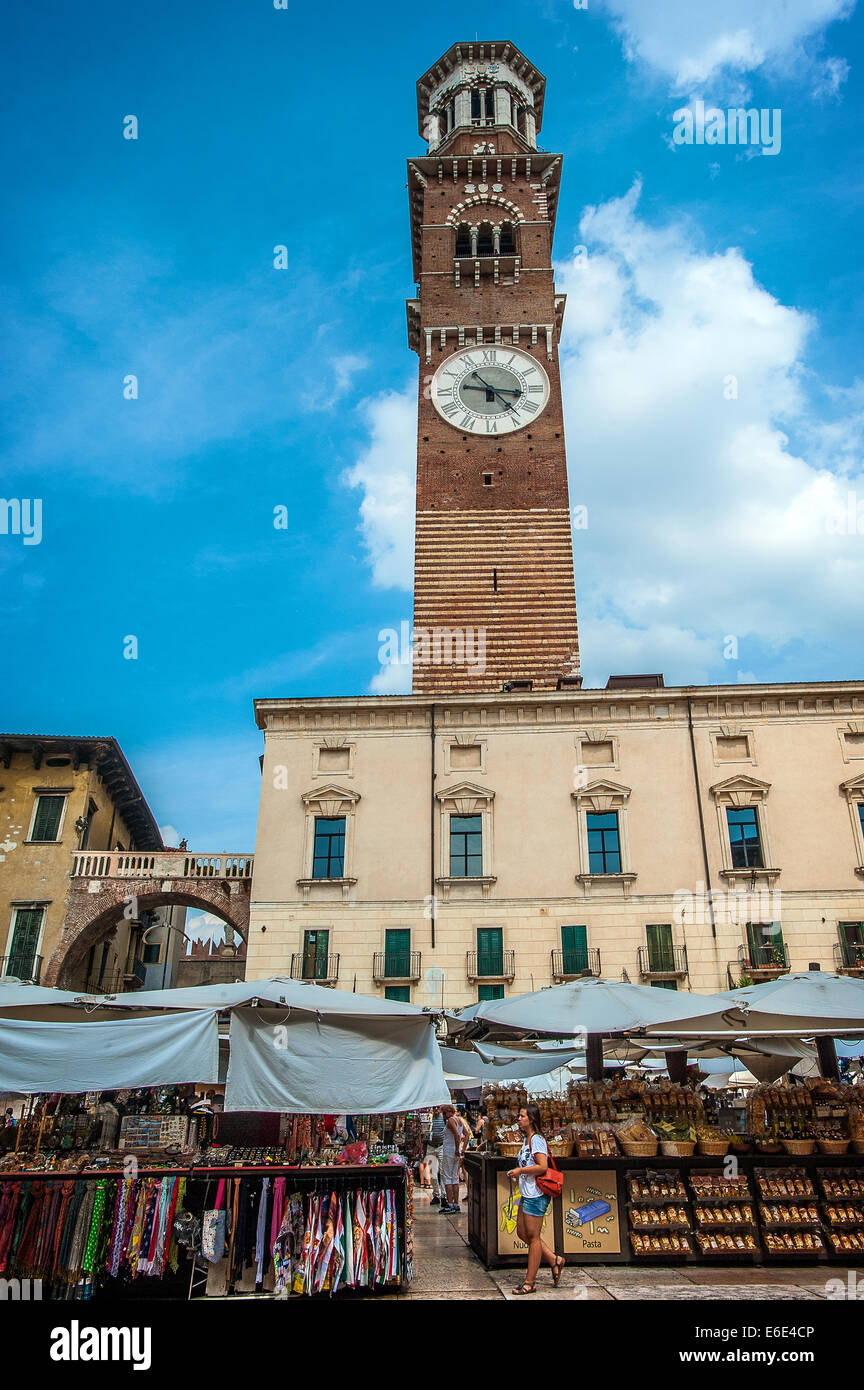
[[396, 1184, 842, 1301]]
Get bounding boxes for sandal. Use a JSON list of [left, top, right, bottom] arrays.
[[551, 1256, 565, 1287], [512, 1281, 536, 1295]]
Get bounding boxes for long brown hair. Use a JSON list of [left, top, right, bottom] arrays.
[[521, 1102, 544, 1137]]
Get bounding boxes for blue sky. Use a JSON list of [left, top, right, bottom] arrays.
[[2, 0, 863, 853]]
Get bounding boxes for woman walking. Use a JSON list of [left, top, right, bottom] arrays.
[[507, 1103, 565, 1295]]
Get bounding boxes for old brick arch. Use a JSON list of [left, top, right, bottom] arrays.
[[46, 876, 251, 988]]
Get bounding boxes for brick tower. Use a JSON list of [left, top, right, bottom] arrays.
[[408, 40, 581, 695]]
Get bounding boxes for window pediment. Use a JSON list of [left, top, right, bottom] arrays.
[[709, 774, 771, 806], [436, 781, 495, 816], [571, 779, 631, 813], [301, 784, 360, 817], [840, 773, 864, 802]]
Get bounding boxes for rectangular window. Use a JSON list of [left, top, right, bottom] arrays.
[[478, 983, 504, 1001], [312, 816, 345, 878], [476, 926, 503, 977], [30, 794, 66, 842], [858, 804, 864, 840], [586, 811, 621, 874], [5, 907, 44, 979], [650, 980, 678, 991], [646, 923, 675, 973], [838, 922, 864, 970], [746, 921, 785, 969], [301, 929, 329, 981], [561, 924, 588, 975], [142, 943, 161, 964], [450, 814, 482, 877], [726, 807, 763, 868], [383, 928, 411, 979], [384, 985, 410, 1003]]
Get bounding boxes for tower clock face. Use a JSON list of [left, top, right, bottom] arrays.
[[429, 346, 551, 435]]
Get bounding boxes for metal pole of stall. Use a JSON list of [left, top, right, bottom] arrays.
[[816, 1035, 840, 1080], [586, 1033, 604, 1081]]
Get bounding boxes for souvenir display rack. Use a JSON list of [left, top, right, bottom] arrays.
[[820, 1168, 864, 1254], [747, 1079, 864, 1150], [464, 1149, 864, 1268], [626, 1169, 693, 1258], [688, 1169, 760, 1258], [0, 1162, 411, 1300]]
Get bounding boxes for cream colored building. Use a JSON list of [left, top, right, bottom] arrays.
[[247, 679, 864, 1008]]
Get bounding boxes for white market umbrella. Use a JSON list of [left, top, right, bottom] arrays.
[[466, 977, 739, 1037]]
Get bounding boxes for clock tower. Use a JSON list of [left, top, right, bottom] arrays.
[[408, 40, 581, 695]]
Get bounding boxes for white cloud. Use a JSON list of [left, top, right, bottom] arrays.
[[369, 659, 413, 695], [342, 383, 416, 590], [596, 0, 854, 95], [185, 912, 229, 948], [158, 824, 180, 847], [557, 181, 864, 685]]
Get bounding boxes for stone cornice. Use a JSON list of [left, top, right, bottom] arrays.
[[255, 680, 864, 733]]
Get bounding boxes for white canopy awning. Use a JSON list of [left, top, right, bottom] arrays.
[[225, 1008, 450, 1113], [0, 1009, 220, 1093]]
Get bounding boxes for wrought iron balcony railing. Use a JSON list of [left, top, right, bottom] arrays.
[[467, 949, 515, 982], [637, 944, 688, 979], [290, 952, 340, 985], [551, 947, 601, 981], [372, 951, 421, 983]]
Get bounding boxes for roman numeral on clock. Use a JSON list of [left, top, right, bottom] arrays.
[[479, 349, 497, 366], [459, 413, 477, 429]]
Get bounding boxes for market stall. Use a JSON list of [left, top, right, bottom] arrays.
[[0, 976, 449, 1299], [466, 1076, 864, 1267]]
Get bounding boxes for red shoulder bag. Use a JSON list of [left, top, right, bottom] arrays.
[[535, 1141, 564, 1198]]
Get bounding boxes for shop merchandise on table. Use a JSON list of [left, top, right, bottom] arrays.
[[466, 1076, 864, 1267], [0, 1088, 430, 1299]]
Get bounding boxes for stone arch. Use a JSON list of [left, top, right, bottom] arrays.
[[446, 194, 523, 227], [46, 877, 251, 988]]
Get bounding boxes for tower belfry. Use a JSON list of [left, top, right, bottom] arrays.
[[408, 40, 581, 694]]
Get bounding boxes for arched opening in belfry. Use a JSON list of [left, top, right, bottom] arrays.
[[476, 222, 495, 257], [455, 222, 471, 257]]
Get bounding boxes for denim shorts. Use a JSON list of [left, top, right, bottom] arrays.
[[520, 1194, 551, 1218]]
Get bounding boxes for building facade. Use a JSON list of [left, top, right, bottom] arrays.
[[0, 733, 173, 989], [247, 682, 864, 1007]]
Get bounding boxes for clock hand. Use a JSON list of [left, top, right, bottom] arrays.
[[462, 383, 520, 395], [466, 371, 519, 410]]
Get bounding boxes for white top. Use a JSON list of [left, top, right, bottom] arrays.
[[517, 1133, 549, 1199]]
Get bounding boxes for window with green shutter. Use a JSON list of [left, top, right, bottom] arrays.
[[478, 984, 504, 1001], [30, 794, 65, 842], [561, 925, 588, 975], [5, 907, 44, 979], [384, 985, 410, 1003], [384, 928, 411, 979], [476, 927, 503, 977], [646, 923, 675, 973]]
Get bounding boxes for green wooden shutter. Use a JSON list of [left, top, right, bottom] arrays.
[[476, 927, 503, 976], [561, 925, 587, 973], [646, 924, 673, 972], [384, 928, 411, 978], [31, 795, 65, 842], [7, 908, 43, 978]]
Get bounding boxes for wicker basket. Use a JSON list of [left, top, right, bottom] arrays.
[[781, 1139, 815, 1156], [660, 1140, 696, 1157], [620, 1139, 659, 1157], [817, 1139, 850, 1155], [497, 1142, 522, 1158], [548, 1140, 573, 1158], [697, 1139, 730, 1156], [853, 1140, 864, 1155]]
